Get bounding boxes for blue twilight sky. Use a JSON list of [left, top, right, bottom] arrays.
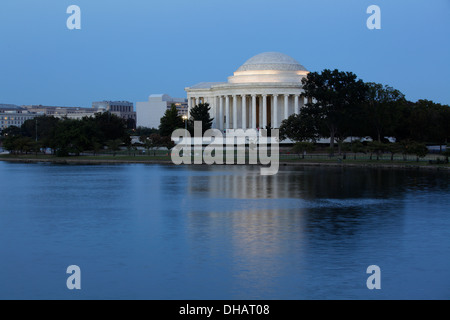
[[0, 0, 449, 108]]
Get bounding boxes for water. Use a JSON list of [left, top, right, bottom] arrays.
[[0, 161, 449, 300]]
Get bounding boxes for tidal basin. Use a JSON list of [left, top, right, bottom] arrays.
[[0, 161, 449, 299]]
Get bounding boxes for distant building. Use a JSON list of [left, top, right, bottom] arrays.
[[136, 94, 188, 129], [92, 101, 136, 125], [0, 105, 38, 130], [2, 101, 137, 130], [22, 105, 103, 120]]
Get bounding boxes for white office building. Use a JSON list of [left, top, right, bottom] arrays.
[[0, 105, 39, 130], [136, 94, 188, 129]]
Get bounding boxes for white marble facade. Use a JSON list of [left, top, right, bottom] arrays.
[[185, 52, 311, 132]]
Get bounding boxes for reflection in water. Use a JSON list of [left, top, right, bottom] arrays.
[[182, 165, 449, 299], [0, 162, 449, 299]]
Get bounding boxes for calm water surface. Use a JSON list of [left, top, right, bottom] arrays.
[[0, 162, 449, 299]]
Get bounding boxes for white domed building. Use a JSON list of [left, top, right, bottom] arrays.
[[185, 52, 310, 131]]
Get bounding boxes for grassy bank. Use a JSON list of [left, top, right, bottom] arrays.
[[1, 153, 449, 170]]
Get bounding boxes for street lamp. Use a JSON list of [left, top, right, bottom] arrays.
[[182, 114, 188, 157], [182, 114, 188, 130]]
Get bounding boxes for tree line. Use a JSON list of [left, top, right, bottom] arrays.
[[1, 112, 130, 156], [0, 103, 213, 157], [280, 69, 450, 156]]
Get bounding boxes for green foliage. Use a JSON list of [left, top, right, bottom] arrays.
[[94, 112, 130, 145], [106, 139, 122, 156], [4, 112, 129, 156], [3, 136, 38, 154], [160, 136, 175, 151], [398, 140, 428, 161], [367, 141, 388, 160], [363, 82, 406, 142], [21, 116, 60, 150], [291, 142, 315, 159], [1, 125, 22, 137], [349, 140, 366, 159], [134, 126, 159, 137], [159, 104, 184, 137], [387, 143, 404, 161], [408, 100, 450, 144], [350, 141, 366, 154], [140, 133, 162, 155], [301, 69, 367, 155], [409, 142, 428, 161], [442, 146, 450, 162], [188, 103, 213, 134], [295, 69, 450, 152], [279, 112, 318, 142]]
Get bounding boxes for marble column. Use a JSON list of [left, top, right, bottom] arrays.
[[232, 95, 237, 129], [294, 94, 299, 114], [219, 96, 224, 130], [241, 94, 247, 130], [225, 95, 230, 130], [284, 94, 289, 120], [273, 94, 278, 128], [251, 94, 256, 129], [262, 94, 267, 129]]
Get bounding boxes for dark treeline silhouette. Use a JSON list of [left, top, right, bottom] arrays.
[[1, 112, 130, 156], [280, 69, 450, 157]]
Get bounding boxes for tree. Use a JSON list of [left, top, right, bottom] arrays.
[[3, 136, 36, 154], [161, 136, 175, 152], [94, 112, 130, 146], [367, 141, 387, 160], [188, 103, 213, 135], [340, 142, 352, 159], [397, 140, 427, 161], [159, 104, 184, 137], [1, 125, 22, 137], [387, 143, 403, 161], [291, 142, 315, 159], [140, 133, 162, 156], [126, 118, 136, 130], [21, 116, 60, 152], [392, 100, 414, 141], [409, 142, 428, 162], [53, 118, 84, 156], [350, 140, 366, 160], [363, 83, 405, 142], [92, 141, 103, 156], [134, 126, 159, 137], [301, 69, 367, 155], [279, 112, 319, 143], [106, 139, 122, 156], [442, 146, 450, 163], [408, 100, 450, 147]]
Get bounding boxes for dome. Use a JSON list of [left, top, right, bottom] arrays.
[[236, 52, 307, 72], [228, 52, 309, 84]]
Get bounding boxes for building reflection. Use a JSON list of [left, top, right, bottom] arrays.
[[181, 165, 428, 297], [185, 165, 423, 200]]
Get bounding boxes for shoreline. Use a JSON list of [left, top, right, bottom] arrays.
[[1, 155, 449, 171]]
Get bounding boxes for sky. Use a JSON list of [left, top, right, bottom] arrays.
[[0, 0, 449, 108]]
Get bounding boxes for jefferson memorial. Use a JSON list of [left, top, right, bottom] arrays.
[[185, 52, 311, 132]]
